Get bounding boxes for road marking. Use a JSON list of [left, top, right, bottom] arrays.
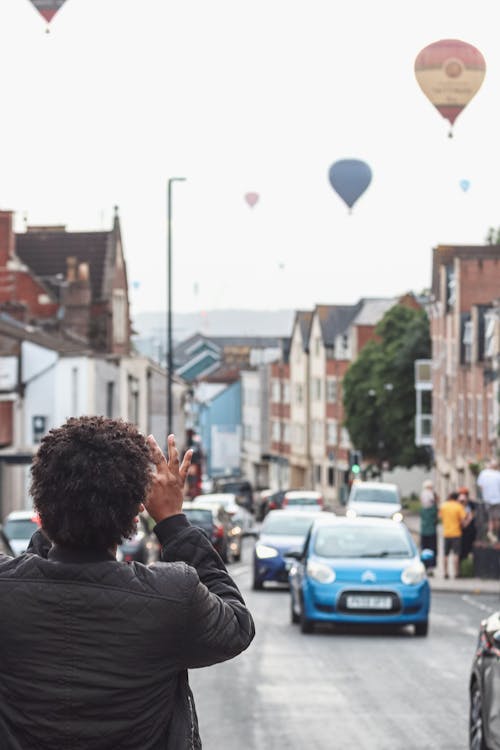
[[461, 594, 495, 613]]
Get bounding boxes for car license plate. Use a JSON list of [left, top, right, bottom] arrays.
[[346, 595, 392, 610]]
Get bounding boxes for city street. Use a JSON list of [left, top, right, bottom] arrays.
[[191, 539, 500, 750]]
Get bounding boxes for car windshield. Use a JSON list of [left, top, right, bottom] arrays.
[[314, 525, 413, 558], [286, 496, 320, 506], [351, 487, 399, 504], [4, 519, 39, 540], [220, 483, 248, 494], [262, 515, 316, 536], [183, 509, 213, 525]]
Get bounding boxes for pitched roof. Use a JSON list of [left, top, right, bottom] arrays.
[[292, 310, 313, 351], [315, 303, 362, 346], [173, 332, 283, 368], [15, 228, 111, 303], [352, 298, 396, 325], [0, 313, 87, 354]]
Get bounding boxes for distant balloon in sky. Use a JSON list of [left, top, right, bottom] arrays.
[[414, 39, 486, 137], [459, 179, 471, 192], [29, 0, 68, 23], [328, 159, 372, 212], [244, 192, 259, 208]]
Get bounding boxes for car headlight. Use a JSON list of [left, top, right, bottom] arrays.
[[306, 560, 336, 584], [346, 509, 356, 519], [255, 544, 279, 559], [401, 562, 426, 585], [392, 512, 403, 523]]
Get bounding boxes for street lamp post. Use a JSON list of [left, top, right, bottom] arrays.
[[167, 177, 186, 443]]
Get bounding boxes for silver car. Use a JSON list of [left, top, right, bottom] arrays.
[[346, 481, 403, 522]]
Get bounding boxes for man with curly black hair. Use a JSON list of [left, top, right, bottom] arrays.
[[0, 416, 254, 750]]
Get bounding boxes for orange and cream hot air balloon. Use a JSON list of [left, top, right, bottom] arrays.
[[414, 39, 486, 136], [28, 0, 68, 25]]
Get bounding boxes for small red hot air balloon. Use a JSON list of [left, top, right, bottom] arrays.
[[244, 192, 259, 208], [28, 0, 68, 24], [414, 39, 486, 136]]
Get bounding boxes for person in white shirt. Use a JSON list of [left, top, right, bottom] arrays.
[[477, 459, 500, 542]]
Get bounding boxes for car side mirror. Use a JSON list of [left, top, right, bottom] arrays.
[[421, 548, 435, 566]]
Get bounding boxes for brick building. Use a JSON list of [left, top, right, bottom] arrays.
[[430, 244, 500, 499]]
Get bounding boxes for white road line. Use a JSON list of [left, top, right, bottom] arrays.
[[462, 594, 495, 613]]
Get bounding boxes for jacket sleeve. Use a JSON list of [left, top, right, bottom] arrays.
[[154, 514, 255, 669]]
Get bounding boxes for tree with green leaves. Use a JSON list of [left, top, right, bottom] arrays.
[[343, 303, 431, 469]]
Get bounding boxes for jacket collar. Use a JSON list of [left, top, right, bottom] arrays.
[[48, 545, 116, 564]]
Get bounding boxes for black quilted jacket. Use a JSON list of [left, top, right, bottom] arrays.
[[0, 514, 255, 749]]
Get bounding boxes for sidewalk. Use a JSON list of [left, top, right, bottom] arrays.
[[404, 512, 500, 595]]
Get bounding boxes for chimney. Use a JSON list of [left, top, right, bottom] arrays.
[[61, 260, 91, 342], [0, 211, 14, 267]]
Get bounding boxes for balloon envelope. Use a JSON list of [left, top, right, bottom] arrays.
[[414, 39, 486, 128], [328, 159, 372, 210], [244, 192, 259, 208], [29, 0, 67, 22], [459, 179, 471, 192]]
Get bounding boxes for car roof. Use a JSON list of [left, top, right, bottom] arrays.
[[5, 510, 38, 521], [311, 515, 406, 530], [192, 493, 236, 503], [350, 481, 399, 491], [284, 490, 322, 499]]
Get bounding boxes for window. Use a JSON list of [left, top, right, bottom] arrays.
[[328, 466, 335, 487], [467, 394, 473, 437], [272, 380, 281, 402], [327, 420, 337, 445], [272, 420, 280, 441], [295, 383, 303, 404], [311, 378, 321, 401], [326, 377, 338, 403], [283, 423, 290, 444], [488, 394, 496, 441], [106, 381, 114, 418], [485, 314, 496, 359], [283, 382, 290, 404], [463, 321, 473, 364], [477, 395, 483, 440], [340, 427, 350, 448], [112, 289, 127, 345], [311, 420, 323, 445], [293, 424, 304, 448], [315, 464, 322, 484], [458, 394, 464, 436]]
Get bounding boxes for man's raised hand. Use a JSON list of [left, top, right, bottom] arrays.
[[144, 434, 193, 523]]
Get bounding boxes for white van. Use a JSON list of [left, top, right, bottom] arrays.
[[346, 481, 403, 522]]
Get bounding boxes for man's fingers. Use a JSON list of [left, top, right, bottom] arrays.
[[147, 435, 167, 466], [167, 434, 180, 468], [179, 449, 194, 482]]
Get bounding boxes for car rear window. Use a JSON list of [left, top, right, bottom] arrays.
[[314, 525, 412, 558], [286, 496, 320, 506], [4, 519, 39, 540], [262, 515, 316, 536], [351, 488, 399, 504], [183, 509, 213, 525]]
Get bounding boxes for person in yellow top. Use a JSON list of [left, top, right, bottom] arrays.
[[439, 491, 467, 579]]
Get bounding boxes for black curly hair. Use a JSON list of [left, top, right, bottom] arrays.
[[30, 416, 153, 550]]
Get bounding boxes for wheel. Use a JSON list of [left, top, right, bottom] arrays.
[[290, 598, 300, 624], [470, 680, 487, 750], [252, 576, 263, 591], [300, 601, 314, 634], [414, 620, 429, 637]]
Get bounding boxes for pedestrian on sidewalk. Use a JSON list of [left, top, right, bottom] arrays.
[[458, 487, 477, 563], [0, 417, 255, 750], [439, 491, 467, 579], [419, 479, 438, 575], [477, 459, 500, 543]]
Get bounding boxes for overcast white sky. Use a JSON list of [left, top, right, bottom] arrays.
[[1, 0, 500, 318]]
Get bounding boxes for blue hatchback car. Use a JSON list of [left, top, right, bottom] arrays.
[[253, 510, 322, 590], [289, 516, 431, 636]]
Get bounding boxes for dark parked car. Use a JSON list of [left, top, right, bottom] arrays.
[[470, 610, 500, 750], [183, 506, 230, 561], [213, 478, 254, 513], [190, 496, 243, 562], [117, 514, 160, 564]]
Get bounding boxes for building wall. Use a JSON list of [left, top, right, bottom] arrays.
[[289, 322, 309, 488], [199, 381, 242, 477]]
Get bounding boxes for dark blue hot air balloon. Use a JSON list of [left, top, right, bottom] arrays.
[[328, 159, 372, 212]]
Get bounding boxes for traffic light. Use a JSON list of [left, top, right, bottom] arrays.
[[350, 450, 362, 475]]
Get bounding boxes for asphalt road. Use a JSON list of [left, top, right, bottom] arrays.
[[190, 538, 500, 750]]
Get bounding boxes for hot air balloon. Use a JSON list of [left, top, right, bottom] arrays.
[[328, 159, 372, 212], [414, 39, 486, 137], [459, 179, 471, 192], [29, 0, 67, 26], [244, 192, 259, 208]]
